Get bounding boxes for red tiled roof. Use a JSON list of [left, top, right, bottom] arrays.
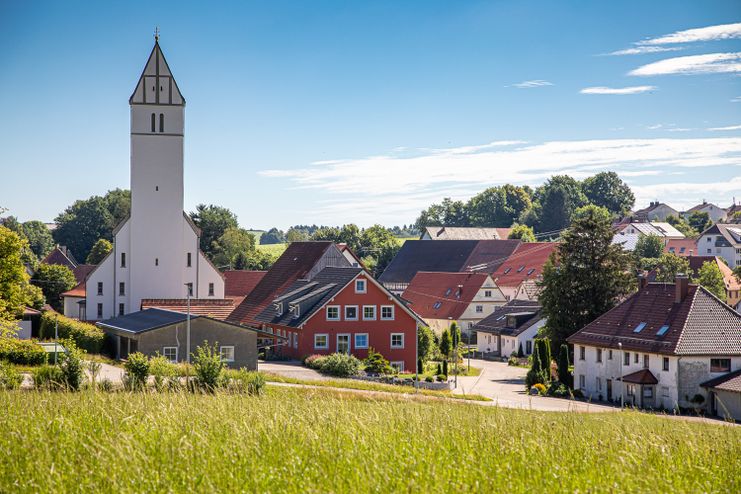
[[141, 298, 236, 320], [620, 369, 658, 385], [490, 242, 558, 287], [62, 282, 86, 298], [463, 239, 522, 272], [402, 272, 491, 320], [72, 264, 96, 284], [227, 242, 336, 324], [223, 270, 267, 297], [686, 256, 741, 292], [663, 239, 698, 257], [568, 282, 741, 356], [42, 246, 78, 270]]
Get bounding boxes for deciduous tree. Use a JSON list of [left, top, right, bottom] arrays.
[[687, 211, 712, 234], [534, 175, 588, 234], [86, 239, 112, 264], [693, 261, 726, 300], [633, 234, 663, 260], [581, 172, 635, 216], [0, 226, 44, 318], [654, 253, 690, 282], [190, 204, 239, 257], [21, 221, 54, 259], [32, 264, 76, 312], [508, 223, 536, 242]]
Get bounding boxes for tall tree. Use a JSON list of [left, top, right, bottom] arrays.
[[211, 227, 256, 269], [414, 198, 470, 230], [693, 261, 726, 300], [21, 221, 55, 260], [467, 185, 532, 227], [654, 253, 690, 282], [86, 239, 113, 265], [539, 205, 635, 350], [534, 176, 588, 234], [312, 224, 362, 252], [508, 223, 536, 242], [260, 228, 286, 245], [53, 196, 113, 261], [285, 227, 310, 243], [666, 215, 698, 238], [687, 211, 712, 234], [581, 172, 635, 216], [32, 264, 76, 312], [0, 226, 44, 318], [417, 326, 434, 363], [103, 188, 131, 226], [190, 204, 239, 257], [633, 234, 664, 260]]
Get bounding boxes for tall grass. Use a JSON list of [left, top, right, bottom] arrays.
[[0, 388, 738, 493]]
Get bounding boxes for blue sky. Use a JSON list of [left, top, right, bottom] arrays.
[[1, 1, 739, 229]]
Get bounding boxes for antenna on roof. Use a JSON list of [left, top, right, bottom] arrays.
[[154, 26, 160, 42]]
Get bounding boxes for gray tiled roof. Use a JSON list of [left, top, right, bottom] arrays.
[[675, 289, 741, 355], [473, 300, 542, 336], [701, 369, 741, 393]]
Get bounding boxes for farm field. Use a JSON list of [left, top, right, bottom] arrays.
[[256, 242, 288, 256], [0, 388, 739, 493]]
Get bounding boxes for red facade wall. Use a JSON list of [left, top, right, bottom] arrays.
[[267, 275, 419, 372]]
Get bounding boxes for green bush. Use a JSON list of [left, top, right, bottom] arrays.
[[508, 355, 519, 366], [149, 354, 178, 392], [303, 354, 327, 370], [123, 352, 150, 391], [193, 342, 225, 392], [98, 377, 113, 392], [0, 338, 46, 365], [40, 312, 105, 353], [318, 353, 361, 377], [224, 369, 266, 395], [442, 360, 448, 377], [32, 364, 65, 390], [0, 361, 22, 390], [424, 376, 434, 383], [363, 348, 392, 375], [59, 344, 86, 391]]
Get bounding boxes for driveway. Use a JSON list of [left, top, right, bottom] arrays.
[[258, 360, 325, 381], [453, 359, 616, 413]]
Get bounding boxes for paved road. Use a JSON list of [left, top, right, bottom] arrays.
[[258, 360, 325, 380], [453, 359, 617, 413]]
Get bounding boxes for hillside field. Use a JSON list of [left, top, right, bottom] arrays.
[[0, 388, 738, 493]]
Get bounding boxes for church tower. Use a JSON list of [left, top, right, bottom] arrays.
[[82, 36, 224, 322]]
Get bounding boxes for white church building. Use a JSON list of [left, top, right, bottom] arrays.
[[75, 38, 224, 321]]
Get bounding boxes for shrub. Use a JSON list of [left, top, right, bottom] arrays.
[[303, 354, 327, 370], [149, 354, 177, 392], [417, 358, 423, 375], [59, 343, 86, 391], [533, 383, 547, 396], [424, 376, 434, 383], [363, 348, 392, 375], [442, 360, 448, 377], [32, 364, 65, 390], [517, 343, 524, 358], [557, 344, 572, 389], [98, 378, 113, 392], [124, 352, 150, 391], [508, 355, 519, 366], [40, 312, 105, 353], [318, 353, 361, 377], [0, 361, 22, 390], [436, 363, 442, 375], [225, 369, 266, 395], [193, 342, 225, 392], [436, 374, 446, 382], [0, 338, 46, 365]]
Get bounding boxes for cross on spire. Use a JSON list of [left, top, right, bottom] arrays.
[[154, 26, 160, 42]]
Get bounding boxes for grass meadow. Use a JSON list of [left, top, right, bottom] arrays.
[[1, 387, 739, 493]]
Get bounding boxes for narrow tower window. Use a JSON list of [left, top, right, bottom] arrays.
[[187, 252, 192, 267], [159, 113, 164, 132], [155, 258, 159, 266], [121, 252, 126, 268], [151, 113, 156, 132]]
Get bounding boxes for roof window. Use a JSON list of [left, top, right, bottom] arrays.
[[444, 288, 452, 296], [517, 265, 525, 272], [503, 268, 511, 274], [433, 302, 442, 309], [633, 322, 647, 333], [527, 268, 535, 276], [657, 325, 669, 336]]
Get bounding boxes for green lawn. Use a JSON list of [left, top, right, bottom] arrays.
[[256, 242, 287, 256], [0, 388, 738, 492]]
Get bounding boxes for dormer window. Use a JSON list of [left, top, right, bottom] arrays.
[[291, 305, 301, 319], [274, 302, 284, 315]]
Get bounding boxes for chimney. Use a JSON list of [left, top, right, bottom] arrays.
[[675, 274, 689, 304], [638, 272, 648, 290]]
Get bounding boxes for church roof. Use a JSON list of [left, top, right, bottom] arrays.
[[129, 40, 185, 106]]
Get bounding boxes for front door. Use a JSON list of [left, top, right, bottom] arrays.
[[337, 334, 350, 354], [606, 379, 613, 402]]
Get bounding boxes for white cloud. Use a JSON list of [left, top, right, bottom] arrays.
[[732, 96, 741, 103], [608, 46, 682, 56], [630, 52, 741, 76], [632, 176, 741, 211], [510, 80, 553, 88], [580, 86, 656, 95], [639, 22, 741, 46], [708, 124, 741, 131], [259, 137, 741, 223]]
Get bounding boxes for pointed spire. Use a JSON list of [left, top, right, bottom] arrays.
[[129, 37, 185, 106]]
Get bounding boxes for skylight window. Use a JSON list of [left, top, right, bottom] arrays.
[[444, 288, 452, 296], [496, 315, 506, 321], [527, 268, 535, 276], [433, 302, 442, 309], [503, 268, 511, 274], [657, 325, 669, 336], [517, 265, 525, 272], [633, 322, 647, 333]]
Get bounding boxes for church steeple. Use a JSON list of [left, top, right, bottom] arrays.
[[129, 37, 185, 106]]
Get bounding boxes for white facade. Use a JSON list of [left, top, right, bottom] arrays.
[[83, 40, 224, 321], [477, 317, 544, 355], [573, 344, 741, 411], [698, 231, 741, 268], [683, 203, 727, 223]]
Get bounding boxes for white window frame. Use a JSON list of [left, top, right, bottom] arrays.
[[484, 290, 492, 298], [344, 305, 359, 321], [354, 333, 369, 349], [355, 279, 367, 294], [163, 346, 178, 363], [362, 305, 376, 320], [314, 333, 329, 350], [337, 333, 351, 354], [390, 361, 404, 372], [219, 346, 235, 363], [381, 305, 395, 320], [391, 333, 404, 349], [326, 306, 340, 321], [475, 305, 483, 313]]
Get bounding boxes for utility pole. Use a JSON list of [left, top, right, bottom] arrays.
[[618, 342, 624, 408], [185, 283, 191, 386], [54, 313, 58, 365]]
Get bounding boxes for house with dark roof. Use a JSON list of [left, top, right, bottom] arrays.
[[631, 202, 679, 222], [698, 223, 741, 269], [223, 270, 267, 306], [41, 245, 79, 271], [253, 267, 426, 372], [682, 201, 727, 223], [96, 308, 269, 368], [472, 300, 543, 356], [568, 276, 741, 418], [402, 272, 505, 334], [378, 239, 521, 293]]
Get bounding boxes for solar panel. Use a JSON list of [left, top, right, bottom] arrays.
[[657, 325, 669, 336], [633, 322, 647, 333]]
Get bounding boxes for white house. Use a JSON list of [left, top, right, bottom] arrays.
[[697, 224, 741, 268], [683, 202, 727, 223], [568, 276, 741, 421], [473, 300, 543, 356], [632, 202, 680, 222], [80, 38, 224, 321], [612, 222, 685, 251]]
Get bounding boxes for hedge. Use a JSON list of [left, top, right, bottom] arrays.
[[0, 338, 47, 365], [40, 312, 105, 353]]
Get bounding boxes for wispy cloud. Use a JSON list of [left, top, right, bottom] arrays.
[[510, 80, 553, 88], [632, 176, 741, 211], [259, 137, 741, 223], [708, 124, 741, 131], [629, 52, 741, 76], [580, 86, 656, 95], [731, 96, 741, 103], [640, 22, 741, 45], [608, 46, 682, 56]]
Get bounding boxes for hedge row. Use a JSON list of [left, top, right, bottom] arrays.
[[0, 338, 46, 365], [40, 312, 105, 353]]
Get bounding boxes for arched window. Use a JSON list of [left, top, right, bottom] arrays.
[[159, 113, 164, 132], [151, 113, 155, 132]]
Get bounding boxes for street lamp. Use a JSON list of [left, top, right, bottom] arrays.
[[618, 342, 624, 408], [184, 283, 192, 385]]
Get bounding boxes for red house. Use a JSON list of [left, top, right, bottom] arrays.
[[253, 267, 425, 372]]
